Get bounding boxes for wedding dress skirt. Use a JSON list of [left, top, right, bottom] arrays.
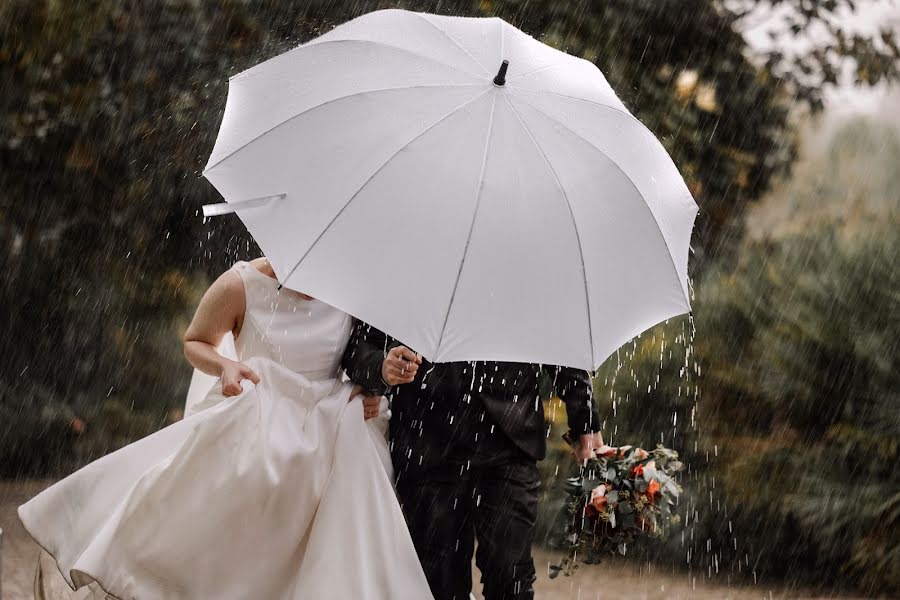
[[20, 358, 430, 599], [19, 262, 433, 600]]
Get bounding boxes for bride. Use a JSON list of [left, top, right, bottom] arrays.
[[18, 257, 434, 600]]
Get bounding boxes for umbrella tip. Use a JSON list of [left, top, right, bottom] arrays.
[[493, 60, 509, 86]]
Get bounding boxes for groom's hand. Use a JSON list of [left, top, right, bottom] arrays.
[[573, 431, 604, 464], [382, 346, 421, 386]]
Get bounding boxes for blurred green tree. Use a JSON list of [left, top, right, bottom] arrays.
[[595, 120, 900, 594]]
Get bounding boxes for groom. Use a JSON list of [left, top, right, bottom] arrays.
[[342, 323, 602, 600]]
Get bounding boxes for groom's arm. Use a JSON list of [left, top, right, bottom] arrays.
[[555, 367, 601, 439], [342, 320, 395, 396]]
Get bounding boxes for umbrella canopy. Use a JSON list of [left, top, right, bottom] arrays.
[[203, 9, 698, 371]]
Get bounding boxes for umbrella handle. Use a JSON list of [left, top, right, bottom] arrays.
[[201, 192, 286, 217]]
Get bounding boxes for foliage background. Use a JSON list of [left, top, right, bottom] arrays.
[[1, 0, 897, 595]]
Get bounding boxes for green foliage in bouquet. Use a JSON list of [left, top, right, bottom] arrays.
[[550, 443, 684, 578]]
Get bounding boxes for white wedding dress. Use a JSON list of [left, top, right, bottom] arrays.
[[19, 261, 434, 600]]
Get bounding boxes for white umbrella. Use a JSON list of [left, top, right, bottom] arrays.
[[203, 9, 698, 371]]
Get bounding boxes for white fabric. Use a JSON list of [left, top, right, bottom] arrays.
[[203, 9, 698, 371], [18, 262, 432, 600]]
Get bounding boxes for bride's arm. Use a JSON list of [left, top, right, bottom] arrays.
[[183, 269, 260, 396]]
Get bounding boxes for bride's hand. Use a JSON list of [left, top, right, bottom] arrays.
[[348, 385, 381, 420], [221, 360, 261, 397], [363, 396, 381, 420]]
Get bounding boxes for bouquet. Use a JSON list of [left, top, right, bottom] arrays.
[[550, 438, 684, 578]]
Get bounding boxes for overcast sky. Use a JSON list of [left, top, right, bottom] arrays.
[[740, 0, 900, 122]]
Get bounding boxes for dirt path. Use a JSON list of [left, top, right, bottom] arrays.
[[1, 480, 862, 600], [1, 480, 51, 600]]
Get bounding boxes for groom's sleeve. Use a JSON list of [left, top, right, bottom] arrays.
[[555, 367, 601, 437], [341, 320, 396, 396]]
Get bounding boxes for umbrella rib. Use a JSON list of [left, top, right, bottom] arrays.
[[506, 64, 558, 83], [510, 91, 690, 306], [498, 18, 505, 70], [204, 83, 484, 173], [277, 88, 494, 291], [434, 93, 498, 357], [411, 12, 491, 76], [231, 38, 485, 82], [514, 88, 668, 156], [501, 93, 595, 367]]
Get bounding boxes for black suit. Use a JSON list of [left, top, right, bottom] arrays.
[[342, 322, 600, 600]]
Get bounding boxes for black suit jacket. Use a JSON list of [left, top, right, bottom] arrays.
[[341, 322, 601, 473]]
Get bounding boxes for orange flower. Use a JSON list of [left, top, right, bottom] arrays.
[[631, 464, 644, 478], [647, 479, 661, 501]]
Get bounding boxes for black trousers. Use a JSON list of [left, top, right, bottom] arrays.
[[396, 459, 541, 600]]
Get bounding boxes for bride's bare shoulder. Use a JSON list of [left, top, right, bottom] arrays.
[[248, 257, 277, 280], [208, 267, 245, 302]]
